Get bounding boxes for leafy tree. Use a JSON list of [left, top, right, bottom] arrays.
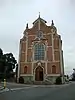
[[0, 48, 5, 79], [0, 48, 3, 55], [71, 69, 75, 81], [4, 53, 17, 73], [72, 72, 75, 81], [0, 49, 17, 79], [15, 64, 18, 82], [0, 48, 5, 73]]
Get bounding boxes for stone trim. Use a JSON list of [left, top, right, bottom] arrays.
[[52, 34, 54, 61], [25, 33, 28, 62], [20, 74, 33, 76], [47, 74, 60, 76], [17, 42, 21, 81]]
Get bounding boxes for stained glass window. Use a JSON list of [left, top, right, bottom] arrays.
[[34, 43, 45, 60]]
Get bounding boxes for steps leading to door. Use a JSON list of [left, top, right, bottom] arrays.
[[33, 81, 53, 85]]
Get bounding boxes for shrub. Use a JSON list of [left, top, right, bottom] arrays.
[[72, 73, 75, 81], [19, 77, 24, 83], [55, 76, 62, 85]]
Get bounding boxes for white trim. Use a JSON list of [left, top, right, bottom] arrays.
[[34, 64, 44, 71], [27, 33, 52, 37], [20, 74, 33, 76], [38, 18, 40, 30], [47, 74, 60, 76], [47, 46, 52, 47], [59, 39, 63, 75], [32, 60, 47, 63], [47, 33, 52, 35], [28, 35, 36, 36], [52, 34, 54, 61], [52, 61, 60, 62], [25, 33, 28, 62], [20, 60, 60, 64], [45, 41, 47, 60], [17, 42, 21, 82], [59, 38, 64, 83], [32, 42, 34, 61], [21, 51, 25, 53], [24, 61, 32, 63], [45, 41, 47, 74], [46, 62, 47, 74], [54, 49, 59, 51], [31, 42, 34, 76], [32, 62, 33, 74]]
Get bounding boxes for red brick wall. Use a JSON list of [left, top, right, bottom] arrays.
[[54, 38, 59, 49], [27, 49, 32, 62], [20, 53, 26, 62], [19, 18, 63, 76], [47, 62, 60, 74], [28, 35, 35, 47], [46, 34, 52, 46], [47, 63, 52, 74], [21, 41, 26, 52], [20, 63, 32, 74], [54, 51, 60, 61], [47, 47, 53, 61]]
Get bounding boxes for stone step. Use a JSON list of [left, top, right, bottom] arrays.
[[33, 81, 43, 85], [33, 81, 52, 85]]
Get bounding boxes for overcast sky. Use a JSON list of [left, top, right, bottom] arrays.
[[0, 0, 75, 75]]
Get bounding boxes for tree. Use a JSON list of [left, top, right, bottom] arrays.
[[0, 48, 5, 79], [0, 48, 5, 73], [72, 69, 75, 81], [72, 73, 75, 81], [15, 64, 18, 82], [0, 48, 3, 55], [0, 49, 17, 79], [4, 53, 17, 74]]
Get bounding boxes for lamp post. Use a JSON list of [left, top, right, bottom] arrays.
[[4, 66, 7, 89]]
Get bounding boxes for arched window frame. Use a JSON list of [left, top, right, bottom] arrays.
[[24, 66, 27, 74], [34, 43, 45, 61], [52, 65, 56, 74]]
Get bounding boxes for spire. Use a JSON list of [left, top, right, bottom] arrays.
[[26, 23, 28, 29], [39, 12, 40, 18], [33, 13, 47, 25], [38, 12, 40, 30], [51, 20, 54, 26]]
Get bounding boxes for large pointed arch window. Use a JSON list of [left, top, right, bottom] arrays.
[[34, 43, 45, 60]]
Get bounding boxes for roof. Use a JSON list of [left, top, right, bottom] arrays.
[[33, 16, 47, 25]]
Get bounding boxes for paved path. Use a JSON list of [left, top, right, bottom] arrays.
[[0, 82, 75, 100]]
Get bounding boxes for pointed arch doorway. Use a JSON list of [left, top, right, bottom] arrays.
[[35, 66, 44, 81]]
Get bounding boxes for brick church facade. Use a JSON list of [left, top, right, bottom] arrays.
[[17, 15, 64, 84]]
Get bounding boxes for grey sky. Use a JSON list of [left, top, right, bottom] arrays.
[[0, 0, 75, 75]]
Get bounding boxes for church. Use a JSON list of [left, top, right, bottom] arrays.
[[17, 15, 64, 84]]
